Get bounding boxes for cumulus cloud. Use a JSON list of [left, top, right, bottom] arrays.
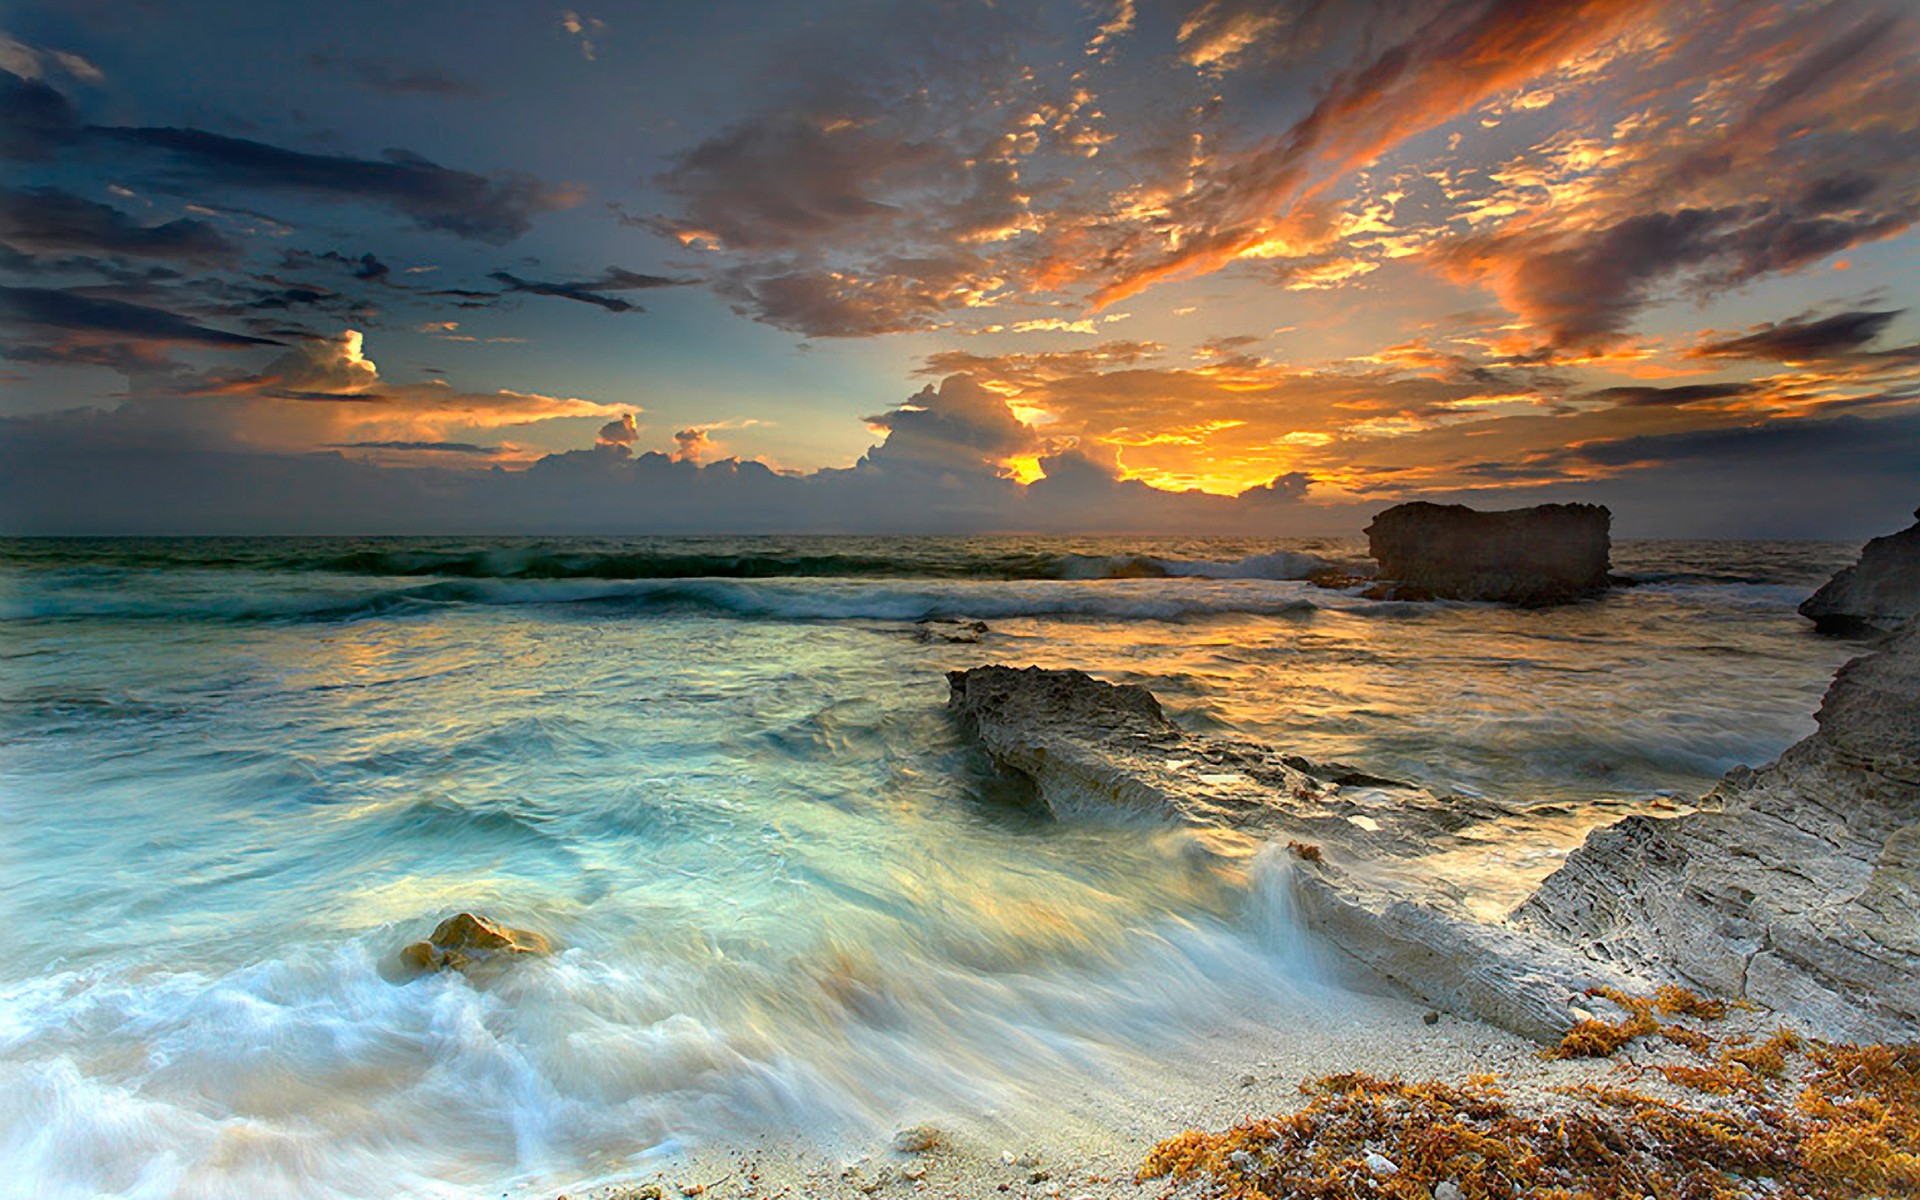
[[671, 427, 714, 462], [861, 373, 1038, 475], [249, 330, 382, 397], [597, 412, 639, 448], [144, 329, 628, 456], [3, 360, 1916, 539]]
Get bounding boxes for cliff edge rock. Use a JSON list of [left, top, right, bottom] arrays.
[[1800, 508, 1920, 635], [1517, 621, 1920, 1041]]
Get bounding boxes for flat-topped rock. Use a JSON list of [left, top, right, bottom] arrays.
[[1364, 502, 1611, 606], [1518, 621, 1920, 1041], [1799, 508, 1920, 635]]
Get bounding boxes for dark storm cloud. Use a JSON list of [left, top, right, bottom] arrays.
[[1691, 309, 1908, 363], [487, 267, 687, 312], [0, 68, 81, 160], [304, 53, 485, 98], [0, 284, 281, 346], [1447, 199, 1920, 350], [290, 250, 393, 283], [3, 339, 182, 374], [93, 127, 572, 243], [713, 260, 964, 338], [651, 114, 947, 253], [0, 186, 238, 263], [648, 114, 988, 337], [1566, 411, 1920, 470], [1587, 382, 1758, 408], [231, 283, 337, 310], [0, 71, 572, 244]]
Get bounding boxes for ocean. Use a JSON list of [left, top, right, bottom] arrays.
[[0, 535, 1867, 1198]]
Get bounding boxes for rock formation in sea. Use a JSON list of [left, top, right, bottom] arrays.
[[399, 911, 552, 976], [1363, 501, 1611, 606], [950, 634, 1920, 1043], [946, 665, 1633, 1041], [1518, 619, 1920, 1041], [1799, 508, 1920, 634]]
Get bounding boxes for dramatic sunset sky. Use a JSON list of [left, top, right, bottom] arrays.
[[1, 0, 1915, 535]]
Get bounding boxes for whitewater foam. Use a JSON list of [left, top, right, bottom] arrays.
[[0, 533, 1867, 1198]]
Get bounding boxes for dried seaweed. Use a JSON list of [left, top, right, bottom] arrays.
[[1143, 993, 1918, 1200]]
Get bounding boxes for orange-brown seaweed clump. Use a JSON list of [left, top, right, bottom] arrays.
[[1547, 986, 1727, 1061], [1142, 991, 1918, 1200]]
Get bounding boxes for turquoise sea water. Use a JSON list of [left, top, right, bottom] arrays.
[[0, 536, 1865, 1197]]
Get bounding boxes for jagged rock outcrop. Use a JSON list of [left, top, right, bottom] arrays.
[[399, 911, 552, 977], [947, 665, 1633, 1041], [1518, 621, 1920, 1041], [1364, 502, 1611, 606], [1799, 508, 1920, 634]]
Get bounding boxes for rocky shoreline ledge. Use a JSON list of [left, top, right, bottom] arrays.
[[940, 509, 1920, 1046], [540, 515, 1919, 1200], [945, 663, 1635, 1042], [947, 616, 1918, 1044]]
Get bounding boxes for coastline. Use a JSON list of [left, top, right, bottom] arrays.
[[540, 923, 1887, 1200], [547, 567, 1920, 1199], [4, 534, 1907, 1198], [544, 990, 1737, 1200]]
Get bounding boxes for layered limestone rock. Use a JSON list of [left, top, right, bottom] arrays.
[[399, 911, 552, 977], [947, 665, 1633, 1041], [1518, 621, 1920, 1041], [1799, 509, 1920, 634], [1363, 502, 1612, 606]]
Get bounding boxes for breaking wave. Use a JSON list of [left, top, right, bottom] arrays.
[[0, 575, 1330, 625], [0, 536, 1346, 586]]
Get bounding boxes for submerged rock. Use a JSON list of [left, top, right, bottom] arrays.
[[399, 911, 552, 976], [946, 665, 1632, 1041], [1518, 620, 1920, 1040], [1363, 501, 1612, 606], [1799, 508, 1920, 635], [916, 617, 990, 644]]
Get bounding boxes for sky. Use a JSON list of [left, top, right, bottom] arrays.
[[1, 0, 1917, 537]]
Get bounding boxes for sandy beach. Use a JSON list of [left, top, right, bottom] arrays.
[[544, 995, 1839, 1200]]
